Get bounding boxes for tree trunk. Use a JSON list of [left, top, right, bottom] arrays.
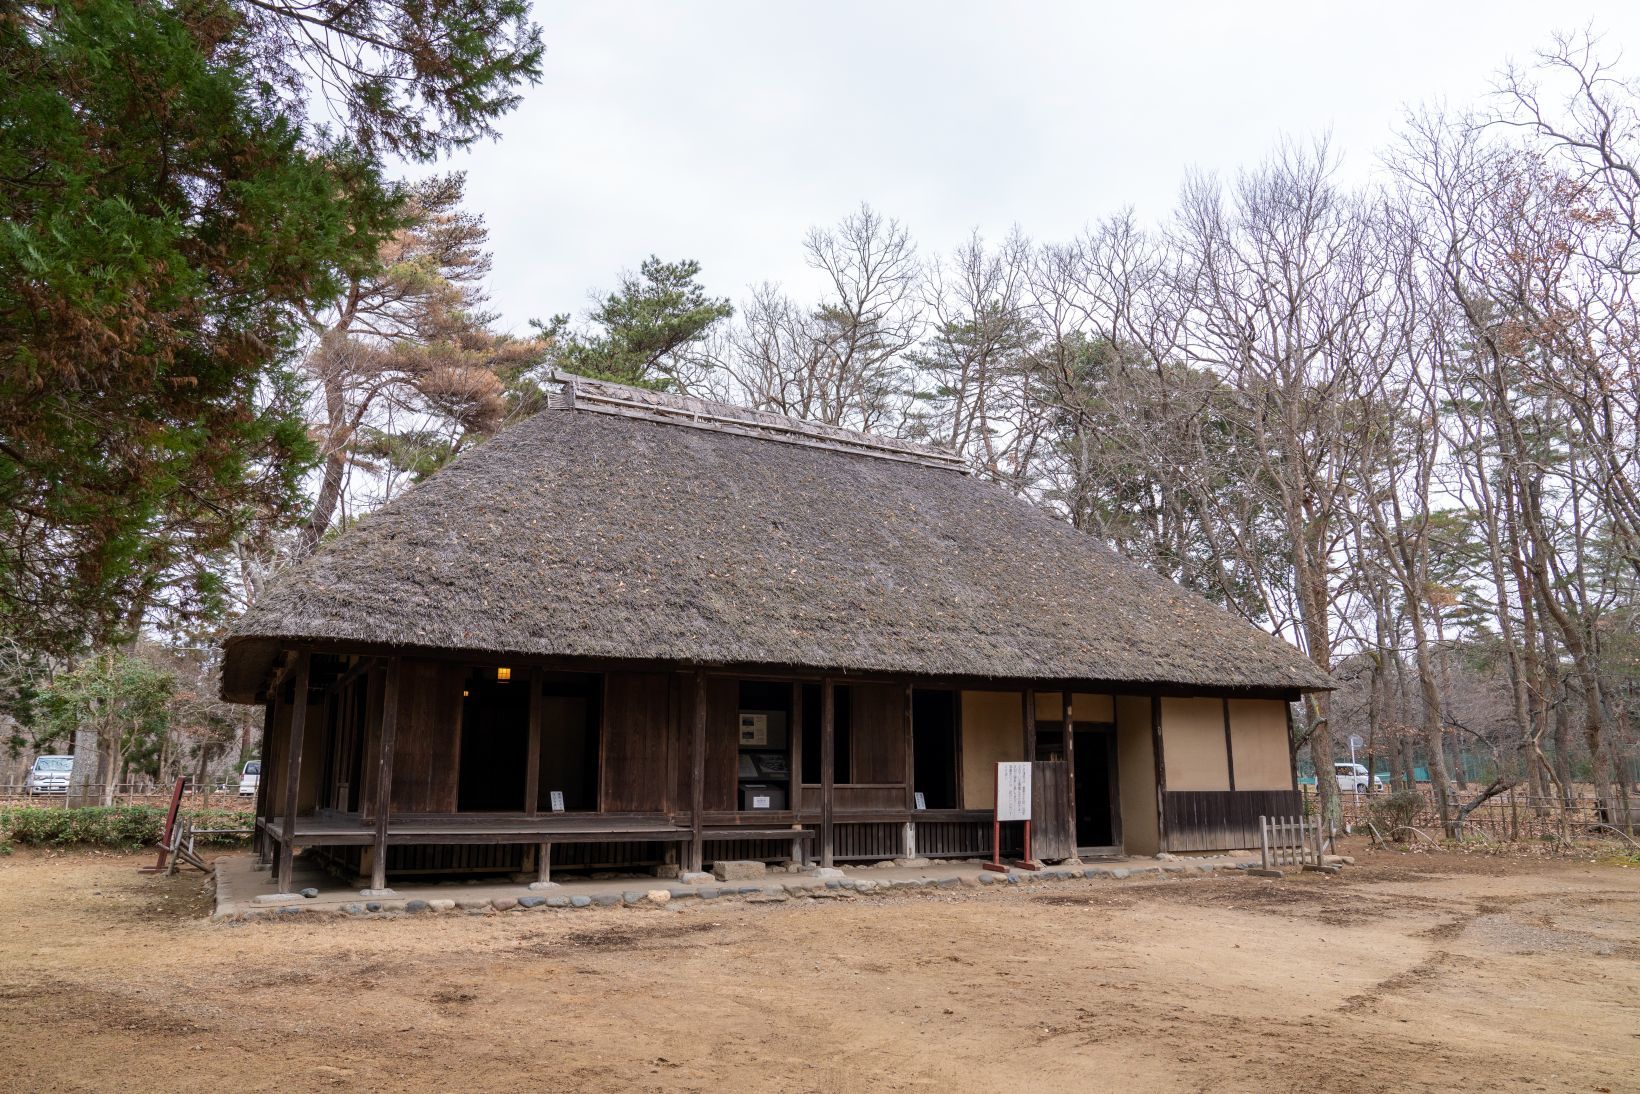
[[296, 367, 352, 557], [1407, 601, 1454, 836]]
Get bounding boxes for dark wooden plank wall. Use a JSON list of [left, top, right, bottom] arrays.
[[1031, 760, 1073, 860], [324, 842, 686, 878], [601, 671, 675, 812], [914, 820, 992, 858], [390, 659, 464, 812], [832, 821, 902, 860], [830, 786, 905, 811], [1162, 789, 1302, 851], [849, 682, 907, 784], [702, 676, 740, 811], [358, 667, 385, 820], [295, 693, 327, 814], [261, 689, 289, 826]]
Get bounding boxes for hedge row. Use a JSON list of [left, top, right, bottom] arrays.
[[0, 805, 255, 851]]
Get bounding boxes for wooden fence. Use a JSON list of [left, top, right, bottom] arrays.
[[1259, 814, 1324, 870], [1301, 786, 1639, 842], [0, 783, 250, 807]]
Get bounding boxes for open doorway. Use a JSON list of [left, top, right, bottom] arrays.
[[537, 672, 600, 812], [912, 689, 958, 809], [458, 667, 529, 812], [1073, 727, 1120, 852]]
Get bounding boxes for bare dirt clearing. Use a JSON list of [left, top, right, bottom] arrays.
[[1, 847, 1636, 1093]]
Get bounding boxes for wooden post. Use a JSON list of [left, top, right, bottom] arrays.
[[820, 677, 836, 868], [536, 842, 552, 885], [253, 692, 278, 866], [1021, 689, 1035, 761], [1151, 695, 1168, 852], [367, 658, 400, 894], [1222, 697, 1237, 792], [903, 681, 916, 856], [1062, 689, 1077, 855], [689, 671, 706, 874], [275, 651, 311, 891], [524, 669, 542, 816], [789, 682, 803, 811], [904, 681, 916, 808]]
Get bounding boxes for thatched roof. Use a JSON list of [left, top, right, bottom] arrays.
[[221, 375, 1330, 701]]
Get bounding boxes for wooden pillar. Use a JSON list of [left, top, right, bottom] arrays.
[[367, 658, 401, 894], [789, 682, 804, 807], [1151, 695, 1168, 851], [1022, 688, 1035, 761], [790, 681, 805, 863], [1222, 698, 1237, 792], [689, 671, 706, 874], [253, 692, 278, 865], [524, 669, 543, 816], [275, 651, 311, 890], [903, 681, 916, 856], [535, 842, 552, 885], [820, 677, 836, 868], [1062, 689, 1077, 853]]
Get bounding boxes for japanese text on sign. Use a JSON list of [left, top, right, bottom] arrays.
[[995, 762, 1032, 821]]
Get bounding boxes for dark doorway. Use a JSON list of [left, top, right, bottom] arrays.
[[538, 672, 601, 812], [912, 689, 958, 809], [1073, 728, 1118, 850], [458, 668, 530, 812]]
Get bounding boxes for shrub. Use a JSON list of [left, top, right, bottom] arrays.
[[1368, 790, 1425, 837], [2, 805, 166, 849], [0, 805, 255, 850], [183, 808, 255, 845]]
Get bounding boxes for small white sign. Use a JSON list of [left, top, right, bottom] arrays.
[[995, 762, 1032, 822], [549, 790, 565, 812], [739, 713, 769, 746], [751, 794, 772, 809], [914, 792, 927, 811]]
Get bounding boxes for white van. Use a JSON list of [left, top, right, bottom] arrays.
[[238, 760, 261, 797], [1334, 762, 1384, 793], [25, 755, 73, 794]]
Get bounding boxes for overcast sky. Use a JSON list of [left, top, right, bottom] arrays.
[[442, 2, 1640, 334]]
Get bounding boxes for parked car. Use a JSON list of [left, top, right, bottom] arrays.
[[1334, 762, 1385, 793], [25, 755, 73, 795], [237, 760, 261, 797]]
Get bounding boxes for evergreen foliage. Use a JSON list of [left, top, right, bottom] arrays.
[[0, 1, 542, 653], [541, 257, 732, 388]]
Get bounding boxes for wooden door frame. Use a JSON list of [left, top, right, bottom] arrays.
[[1072, 723, 1123, 857]]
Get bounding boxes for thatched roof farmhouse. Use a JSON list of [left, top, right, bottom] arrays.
[[225, 374, 1327, 894]]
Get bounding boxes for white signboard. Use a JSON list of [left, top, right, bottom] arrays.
[[549, 790, 565, 813], [914, 792, 927, 811], [995, 762, 1033, 822]]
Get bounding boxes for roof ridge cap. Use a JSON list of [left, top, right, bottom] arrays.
[[544, 370, 969, 473]]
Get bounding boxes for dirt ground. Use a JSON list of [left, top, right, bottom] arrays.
[[0, 845, 1636, 1093]]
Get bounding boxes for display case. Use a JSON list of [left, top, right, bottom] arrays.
[[737, 709, 789, 810]]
